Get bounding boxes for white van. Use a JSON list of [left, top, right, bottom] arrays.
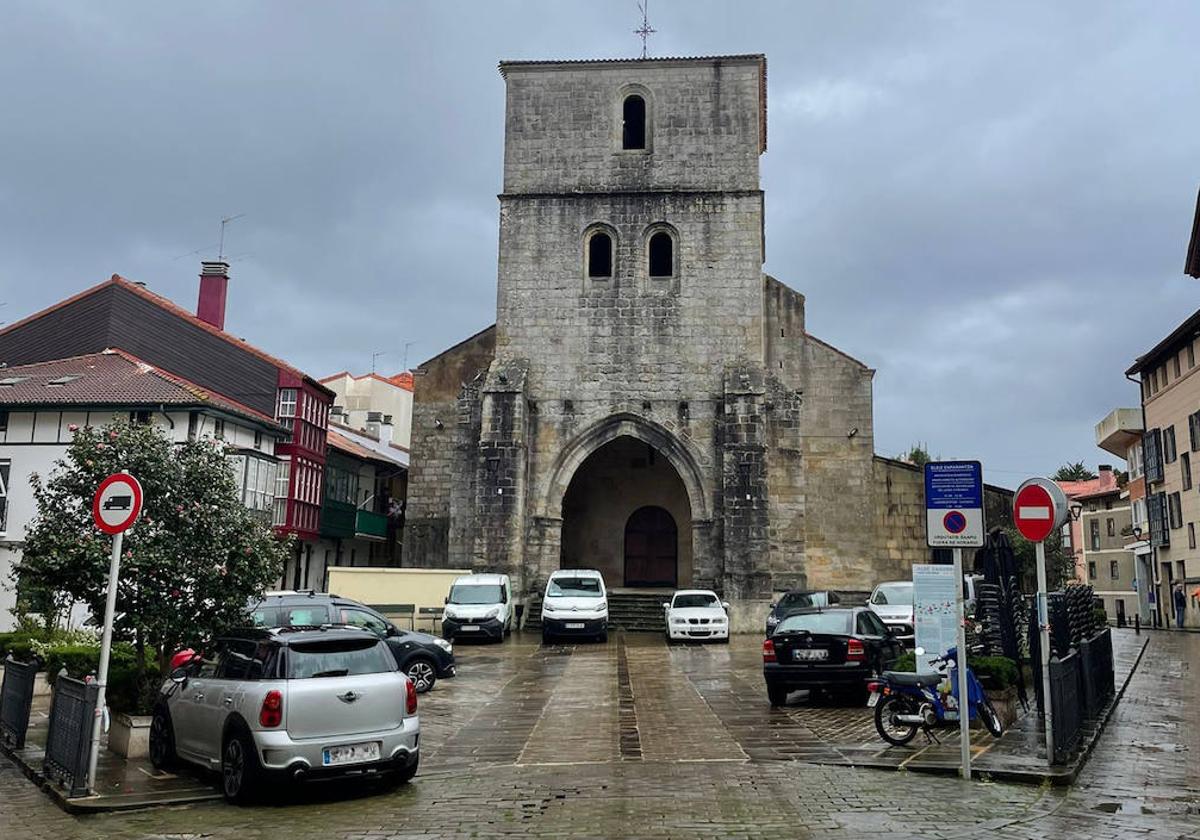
[[442, 573, 513, 642], [541, 569, 608, 644]]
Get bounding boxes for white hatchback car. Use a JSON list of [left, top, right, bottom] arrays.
[[663, 590, 730, 643]]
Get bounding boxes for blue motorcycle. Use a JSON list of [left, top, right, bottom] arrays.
[[869, 646, 1003, 746]]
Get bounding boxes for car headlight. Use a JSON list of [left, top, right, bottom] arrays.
[[484, 608, 500, 620], [766, 614, 779, 626], [444, 607, 457, 619], [671, 617, 687, 625], [433, 638, 453, 653], [713, 616, 727, 624]]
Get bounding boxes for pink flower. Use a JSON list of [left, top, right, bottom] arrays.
[[171, 589, 181, 598], [109, 431, 119, 441], [68, 424, 79, 433], [175, 505, 184, 514], [244, 547, 252, 556]]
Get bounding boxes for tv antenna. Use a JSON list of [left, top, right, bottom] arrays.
[[402, 341, 416, 371], [218, 213, 246, 261], [635, 1, 655, 59], [371, 350, 387, 374]]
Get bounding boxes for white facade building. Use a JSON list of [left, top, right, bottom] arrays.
[[320, 372, 413, 450], [0, 350, 288, 630]]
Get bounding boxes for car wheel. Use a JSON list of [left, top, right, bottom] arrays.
[[405, 657, 437, 693], [597, 630, 608, 643], [383, 751, 420, 788], [221, 727, 263, 804], [542, 630, 554, 645], [148, 705, 176, 771], [874, 694, 920, 746], [975, 699, 1004, 737], [767, 682, 789, 707]]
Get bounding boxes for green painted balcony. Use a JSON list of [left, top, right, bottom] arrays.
[[356, 509, 389, 541], [320, 499, 356, 539]]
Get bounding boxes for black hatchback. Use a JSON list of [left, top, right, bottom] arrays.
[[763, 590, 842, 635], [762, 607, 904, 707], [250, 592, 456, 693]]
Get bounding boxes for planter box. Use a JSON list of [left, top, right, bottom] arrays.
[[108, 713, 152, 759], [985, 686, 1019, 730]]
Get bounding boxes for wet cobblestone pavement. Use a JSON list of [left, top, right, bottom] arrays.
[[1, 629, 1196, 838]]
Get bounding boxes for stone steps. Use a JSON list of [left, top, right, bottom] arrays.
[[522, 591, 670, 633]]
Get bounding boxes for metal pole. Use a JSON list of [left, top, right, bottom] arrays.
[[1035, 539, 1054, 763], [87, 529, 123, 794], [952, 547, 971, 780]]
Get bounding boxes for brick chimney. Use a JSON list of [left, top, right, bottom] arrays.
[[197, 261, 230, 330]]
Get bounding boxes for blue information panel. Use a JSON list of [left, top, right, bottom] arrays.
[[924, 461, 985, 548]]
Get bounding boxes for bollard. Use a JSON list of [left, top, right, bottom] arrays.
[[1134, 614, 1140, 634]]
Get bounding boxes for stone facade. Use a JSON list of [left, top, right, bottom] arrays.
[[403, 55, 1010, 622]]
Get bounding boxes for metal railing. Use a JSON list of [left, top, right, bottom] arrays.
[[0, 656, 37, 749], [42, 674, 98, 798], [1079, 629, 1115, 719]]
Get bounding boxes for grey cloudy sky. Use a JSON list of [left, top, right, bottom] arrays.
[[2, 1, 1198, 486]]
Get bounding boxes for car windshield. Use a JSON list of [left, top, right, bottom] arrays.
[[287, 638, 393, 679], [871, 583, 914, 606], [779, 591, 833, 609], [775, 612, 853, 635], [673, 593, 719, 608], [547, 577, 601, 598], [449, 584, 503, 605]]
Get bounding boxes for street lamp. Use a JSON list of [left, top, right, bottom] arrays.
[[1132, 525, 1143, 541], [1069, 502, 1084, 521]]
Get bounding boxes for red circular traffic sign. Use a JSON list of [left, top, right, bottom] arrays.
[[943, 510, 968, 534], [1012, 478, 1067, 543], [93, 473, 144, 535]]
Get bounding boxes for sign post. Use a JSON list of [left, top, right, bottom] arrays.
[[1012, 477, 1069, 766], [923, 461, 985, 780], [88, 472, 144, 795]]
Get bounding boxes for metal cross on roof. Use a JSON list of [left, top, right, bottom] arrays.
[[634, 1, 656, 59]]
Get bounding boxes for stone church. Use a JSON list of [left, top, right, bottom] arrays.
[[403, 54, 1006, 625]]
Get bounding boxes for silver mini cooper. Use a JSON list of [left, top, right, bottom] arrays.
[[149, 626, 419, 802]]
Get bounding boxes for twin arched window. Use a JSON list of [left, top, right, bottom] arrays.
[[585, 225, 677, 283]]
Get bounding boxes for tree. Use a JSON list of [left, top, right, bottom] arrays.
[[901, 443, 934, 466], [1001, 525, 1076, 591], [16, 419, 289, 707], [1053, 461, 1097, 482]]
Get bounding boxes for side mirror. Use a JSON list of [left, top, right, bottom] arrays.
[[662, 602, 670, 609], [385, 624, 399, 638], [769, 602, 777, 609], [170, 667, 189, 685], [444, 596, 450, 605], [722, 602, 731, 611]]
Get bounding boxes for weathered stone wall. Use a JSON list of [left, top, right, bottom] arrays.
[[501, 58, 764, 195], [403, 327, 495, 567]]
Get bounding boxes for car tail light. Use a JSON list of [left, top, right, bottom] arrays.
[[846, 638, 866, 662], [762, 639, 776, 663], [406, 677, 418, 715], [259, 690, 283, 727]]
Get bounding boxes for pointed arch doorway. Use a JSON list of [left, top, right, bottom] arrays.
[[559, 435, 692, 587]]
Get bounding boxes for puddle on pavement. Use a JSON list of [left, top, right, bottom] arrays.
[[1093, 801, 1154, 815], [1131, 741, 1186, 752]]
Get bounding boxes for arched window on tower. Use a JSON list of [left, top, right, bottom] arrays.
[[648, 231, 674, 278], [622, 95, 646, 150], [588, 231, 613, 278]]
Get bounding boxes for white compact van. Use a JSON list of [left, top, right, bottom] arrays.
[[442, 573, 513, 642]]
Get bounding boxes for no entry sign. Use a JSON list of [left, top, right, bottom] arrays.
[[1012, 478, 1069, 543], [924, 461, 985, 548], [93, 473, 144, 535]]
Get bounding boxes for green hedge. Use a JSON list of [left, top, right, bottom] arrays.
[[44, 644, 160, 714], [0, 632, 38, 664], [888, 651, 1017, 689]]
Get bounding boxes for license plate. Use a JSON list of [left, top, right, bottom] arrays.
[[867, 691, 880, 708], [322, 741, 381, 766], [565, 622, 585, 629], [793, 649, 828, 661], [458, 625, 480, 632]]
